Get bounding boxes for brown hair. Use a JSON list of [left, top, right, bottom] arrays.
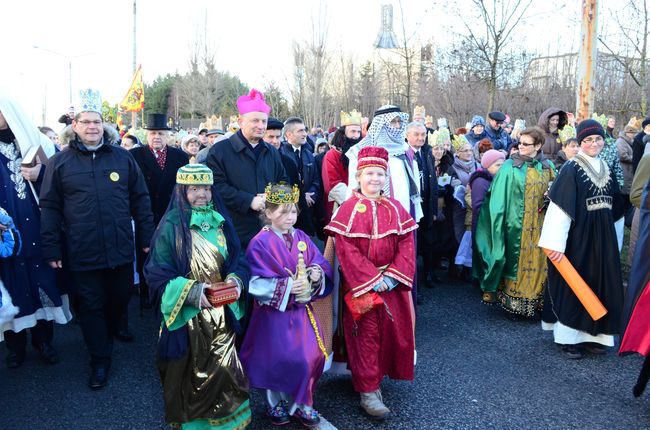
[[519, 126, 546, 146], [260, 183, 300, 224], [455, 127, 467, 135], [477, 138, 493, 155]]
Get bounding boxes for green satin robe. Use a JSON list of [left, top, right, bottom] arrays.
[[473, 157, 555, 293]]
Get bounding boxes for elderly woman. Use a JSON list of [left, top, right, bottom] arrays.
[[326, 146, 416, 420], [181, 134, 201, 163], [145, 164, 251, 429], [475, 127, 556, 318], [539, 119, 624, 359]]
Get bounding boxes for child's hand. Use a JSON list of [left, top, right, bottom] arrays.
[[291, 278, 309, 296], [308, 267, 322, 283]]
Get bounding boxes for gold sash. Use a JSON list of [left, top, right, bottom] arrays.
[[189, 231, 224, 284]]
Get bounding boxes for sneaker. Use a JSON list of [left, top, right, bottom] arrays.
[[267, 400, 290, 426], [561, 345, 583, 360], [88, 367, 109, 390], [360, 390, 391, 420], [293, 408, 321, 428]]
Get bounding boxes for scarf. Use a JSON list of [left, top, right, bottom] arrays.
[[452, 157, 477, 186]]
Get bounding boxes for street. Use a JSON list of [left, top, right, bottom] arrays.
[[1, 277, 649, 429]]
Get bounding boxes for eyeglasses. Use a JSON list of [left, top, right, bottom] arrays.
[[77, 120, 102, 126], [519, 141, 536, 147], [582, 137, 604, 145]]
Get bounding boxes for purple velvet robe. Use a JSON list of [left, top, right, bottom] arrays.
[[240, 227, 332, 406]]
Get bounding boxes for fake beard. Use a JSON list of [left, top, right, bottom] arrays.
[[340, 136, 361, 168]]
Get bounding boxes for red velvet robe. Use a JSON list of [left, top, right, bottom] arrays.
[[325, 192, 417, 392], [322, 148, 348, 222]]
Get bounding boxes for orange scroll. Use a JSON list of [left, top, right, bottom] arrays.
[[543, 248, 607, 321]]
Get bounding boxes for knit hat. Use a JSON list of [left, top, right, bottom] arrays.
[[575, 119, 605, 143], [236, 89, 271, 115], [357, 146, 388, 171], [642, 117, 650, 129], [470, 115, 485, 128], [481, 149, 505, 169], [176, 164, 213, 185]]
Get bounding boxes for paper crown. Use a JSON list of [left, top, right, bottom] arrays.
[[176, 164, 214, 186], [627, 116, 642, 131], [77, 89, 102, 115], [265, 182, 300, 204], [237, 89, 271, 115], [558, 125, 576, 144], [341, 109, 363, 126], [357, 146, 389, 171], [228, 116, 240, 132], [437, 118, 448, 129], [413, 105, 425, 117], [425, 115, 433, 124], [591, 113, 608, 129], [513, 119, 526, 130], [452, 133, 469, 151], [428, 127, 451, 148]]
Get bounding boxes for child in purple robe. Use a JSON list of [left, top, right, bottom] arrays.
[[240, 183, 333, 428]]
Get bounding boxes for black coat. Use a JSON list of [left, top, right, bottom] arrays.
[[278, 143, 321, 235], [415, 145, 439, 228], [206, 131, 288, 247], [40, 138, 154, 271], [632, 131, 647, 173], [130, 145, 189, 225]]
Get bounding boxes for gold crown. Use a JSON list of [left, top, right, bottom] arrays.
[[340, 109, 363, 126], [628, 116, 642, 130], [265, 183, 300, 205], [425, 115, 433, 124], [559, 125, 576, 144], [413, 105, 425, 117]]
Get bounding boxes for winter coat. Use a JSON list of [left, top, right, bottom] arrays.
[[616, 131, 635, 194], [466, 130, 487, 147], [130, 145, 189, 225], [484, 126, 511, 151], [39, 129, 154, 271], [414, 145, 439, 229], [538, 107, 568, 163], [206, 130, 288, 247], [468, 169, 493, 234], [632, 131, 648, 172]]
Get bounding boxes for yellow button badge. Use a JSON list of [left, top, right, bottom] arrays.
[[110, 172, 120, 182]]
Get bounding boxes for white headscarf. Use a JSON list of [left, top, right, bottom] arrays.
[[0, 92, 57, 158]]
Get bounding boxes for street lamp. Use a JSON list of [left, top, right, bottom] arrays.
[[32, 45, 93, 105]]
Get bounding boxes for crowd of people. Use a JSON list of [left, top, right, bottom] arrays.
[[0, 86, 649, 429]]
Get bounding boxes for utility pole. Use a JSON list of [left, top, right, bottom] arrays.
[[576, 0, 598, 122]]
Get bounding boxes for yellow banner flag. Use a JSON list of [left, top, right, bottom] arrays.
[[120, 65, 145, 112]]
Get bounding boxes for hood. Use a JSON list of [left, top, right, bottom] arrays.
[[537, 107, 568, 133], [618, 130, 633, 144], [59, 124, 120, 147]]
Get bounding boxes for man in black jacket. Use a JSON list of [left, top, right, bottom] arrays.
[[279, 117, 321, 235], [206, 89, 287, 247], [40, 92, 154, 390], [406, 121, 438, 288], [130, 114, 188, 310], [632, 118, 650, 172]]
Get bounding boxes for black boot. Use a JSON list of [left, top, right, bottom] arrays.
[[89, 366, 109, 390], [6, 350, 25, 368], [35, 342, 59, 365]]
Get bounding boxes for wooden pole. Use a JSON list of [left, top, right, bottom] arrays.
[[576, 0, 598, 122]]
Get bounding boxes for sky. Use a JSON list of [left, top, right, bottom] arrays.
[[1, 0, 594, 128]]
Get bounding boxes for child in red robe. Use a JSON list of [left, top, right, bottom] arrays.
[[325, 146, 417, 420]]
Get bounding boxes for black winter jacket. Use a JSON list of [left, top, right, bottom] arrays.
[[40, 135, 154, 271], [206, 130, 288, 246]]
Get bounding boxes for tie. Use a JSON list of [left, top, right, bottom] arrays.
[[294, 148, 303, 180]]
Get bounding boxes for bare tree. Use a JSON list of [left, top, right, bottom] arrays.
[[456, 0, 533, 112], [598, 0, 650, 115]]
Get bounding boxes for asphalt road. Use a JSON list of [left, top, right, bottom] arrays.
[[2, 275, 649, 430]]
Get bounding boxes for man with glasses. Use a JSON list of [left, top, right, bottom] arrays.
[[40, 89, 154, 389], [485, 111, 511, 151]]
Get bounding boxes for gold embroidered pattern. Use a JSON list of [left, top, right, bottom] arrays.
[[165, 280, 195, 328]]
